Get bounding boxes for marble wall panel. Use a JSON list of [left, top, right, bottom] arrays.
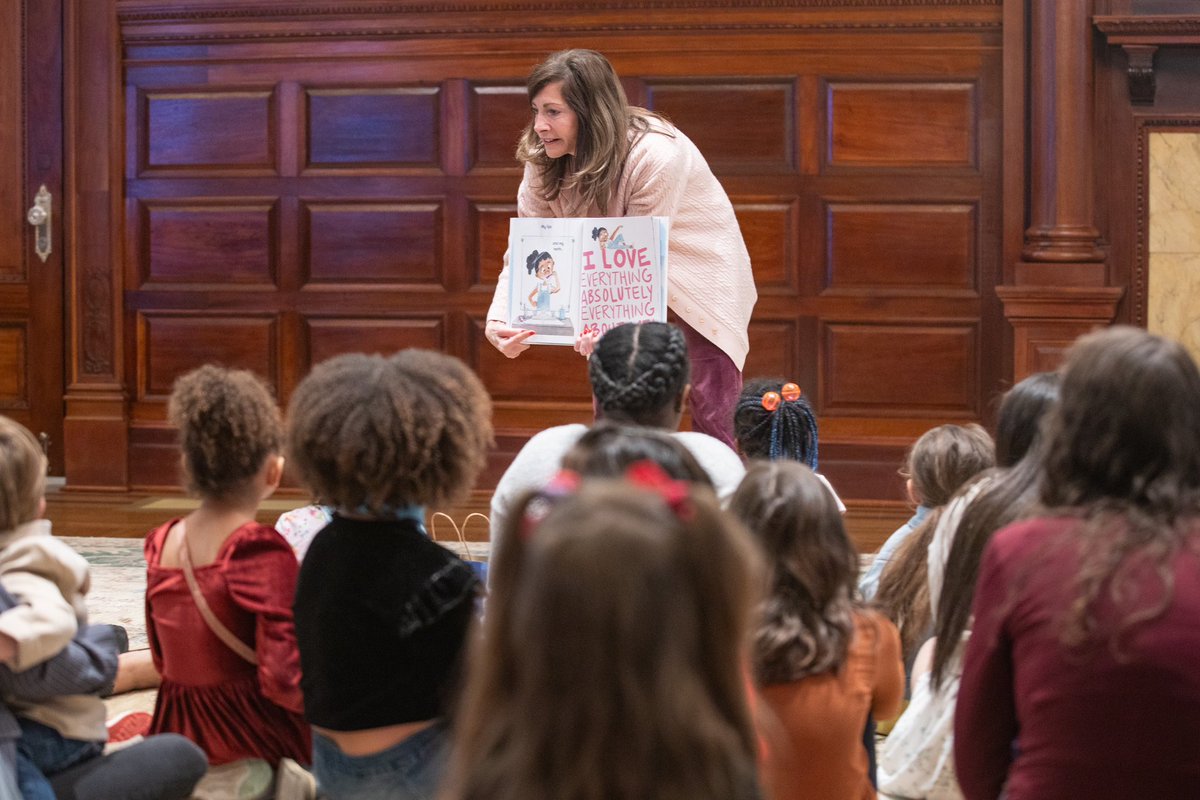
[[1148, 133, 1200, 363]]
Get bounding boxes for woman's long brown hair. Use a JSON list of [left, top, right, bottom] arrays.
[[442, 480, 761, 800], [1038, 327, 1200, 653], [516, 49, 668, 213]]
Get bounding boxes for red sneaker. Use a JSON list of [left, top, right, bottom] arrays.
[[106, 710, 151, 743]]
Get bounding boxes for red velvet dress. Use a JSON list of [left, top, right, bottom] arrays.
[[144, 519, 311, 765]]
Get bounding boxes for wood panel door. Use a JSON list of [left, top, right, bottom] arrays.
[[0, 0, 65, 473]]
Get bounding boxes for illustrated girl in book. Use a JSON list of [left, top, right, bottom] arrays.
[[591, 225, 625, 251], [525, 250, 560, 317]]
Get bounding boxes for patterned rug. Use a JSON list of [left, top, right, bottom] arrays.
[[64, 534, 491, 654], [64, 536, 152, 651]]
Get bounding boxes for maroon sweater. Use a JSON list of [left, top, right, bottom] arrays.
[[955, 515, 1200, 800]]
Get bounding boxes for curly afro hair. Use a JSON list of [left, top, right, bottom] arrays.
[[286, 350, 493, 512], [168, 364, 283, 501]]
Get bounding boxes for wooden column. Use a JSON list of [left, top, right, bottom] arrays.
[[1021, 0, 1105, 268], [1001, 0, 1121, 380], [63, 0, 128, 490]]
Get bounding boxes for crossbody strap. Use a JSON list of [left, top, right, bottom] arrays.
[[176, 521, 259, 665]]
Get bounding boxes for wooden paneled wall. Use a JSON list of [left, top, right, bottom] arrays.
[[70, 1, 1008, 514]]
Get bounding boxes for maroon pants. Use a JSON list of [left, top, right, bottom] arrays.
[[675, 318, 742, 449]]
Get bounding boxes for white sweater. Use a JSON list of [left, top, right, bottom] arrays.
[[488, 121, 757, 369], [488, 424, 747, 558]]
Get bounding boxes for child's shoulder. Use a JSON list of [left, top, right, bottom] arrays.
[[0, 520, 90, 589], [525, 423, 589, 449], [143, 518, 177, 557], [224, 520, 296, 560], [275, 505, 332, 562], [145, 518, 292, 567], [856, 607, 898, 635]]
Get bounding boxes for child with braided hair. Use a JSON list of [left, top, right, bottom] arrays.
[[489, 321, 746, 559], [733, 379, 845, 512]]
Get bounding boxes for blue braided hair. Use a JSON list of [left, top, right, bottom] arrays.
[[733, 378, 819, 470]]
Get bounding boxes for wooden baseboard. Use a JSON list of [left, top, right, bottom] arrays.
[[46, 483, 908, 549]]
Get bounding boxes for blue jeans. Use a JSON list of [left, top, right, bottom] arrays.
[[16, 718, 103, 800], [312, 724, 447, 800]]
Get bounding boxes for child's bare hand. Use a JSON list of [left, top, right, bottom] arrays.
[[574, 331, 600, 358], [0, 631, 16, 666]]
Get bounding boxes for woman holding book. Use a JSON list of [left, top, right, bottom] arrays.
[[484, 48, 756, 448]]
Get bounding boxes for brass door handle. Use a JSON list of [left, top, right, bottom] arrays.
[[27, 185, 51, 262]]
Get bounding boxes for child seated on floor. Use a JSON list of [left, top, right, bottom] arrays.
[[861, 423, 996, 601], [490, 321, 746, 559], [0, 581, 207, 800], [877, 373, 1059, 800], [0, 416, 148, 798], [143, 366, 311, 776], [287, 350, 493, 800], [443, 470, 764, 800], [731, 460, 904, 800], [732, 379, 846, 512], [871, 424, 994, 667]]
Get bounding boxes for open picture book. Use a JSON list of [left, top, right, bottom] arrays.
[[507, 215, 670, 346]]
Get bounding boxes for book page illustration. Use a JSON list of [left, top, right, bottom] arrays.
[[511, 235, 576, 342], [507, 216, 668, 346]]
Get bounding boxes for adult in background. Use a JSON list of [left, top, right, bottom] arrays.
[[484, 48, 756, 448], [955, 327, 1200, 800]]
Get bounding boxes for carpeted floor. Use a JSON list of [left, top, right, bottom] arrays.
[[66, 537, 152, 651]]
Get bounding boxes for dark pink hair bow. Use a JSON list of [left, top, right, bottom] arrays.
[[624, 460, 693, 519]]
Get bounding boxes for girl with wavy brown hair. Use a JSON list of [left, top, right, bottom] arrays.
[[484, 48, 756, 448], [955, 327, 1200, 800], [731, 460, 904, 800]]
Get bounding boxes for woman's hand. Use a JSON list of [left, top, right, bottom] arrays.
[[486, 320, 535, 359], [574, 330, 600, 358]]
